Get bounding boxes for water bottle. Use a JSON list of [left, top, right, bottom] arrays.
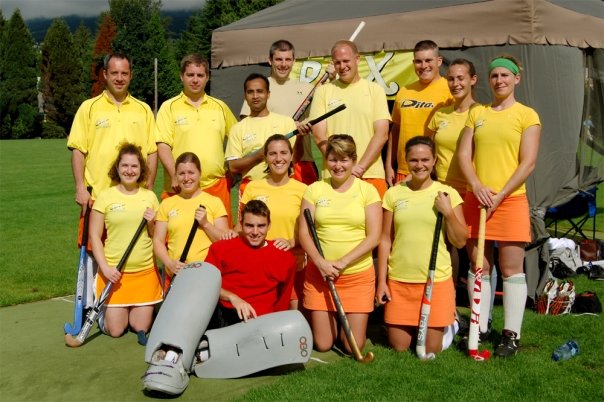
[[551, 340, 580, 361]]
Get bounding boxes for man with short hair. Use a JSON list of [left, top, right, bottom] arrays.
[[225, 73, 298, 198], [240, 40, 318, 185], [205, 200, 296, 326], [308, 40, 390, 198], [67, 52, 157, 308], [386, 40, 453, 185], [155, 54, 237, 222]]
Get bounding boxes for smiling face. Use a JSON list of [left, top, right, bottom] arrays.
[[447, 64, 477, 101], [269, 49, 294, 81], [241, 212, 270, 248], [181, 63, 209, 100], [104, 56, 132, 101], [406, 144, 436, 183], [244, 78, 270, 115], [413, 49, 442, 85], [176, 161, 201, 195], [117, 153, 141, 186], [265, 139, 292, 177], [326, 152, 354, 183], [332, 44, 360, 84], [489, 67, 520, 100]]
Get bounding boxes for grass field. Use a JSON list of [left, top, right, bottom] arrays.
[[0, 139, 603, 401]]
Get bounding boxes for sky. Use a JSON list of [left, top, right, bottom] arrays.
[[1, 0, 204, 20]]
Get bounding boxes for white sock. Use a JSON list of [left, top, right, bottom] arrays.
[[489, 268, 497, 321], [503, 273, 527, 339], [467, 271, 475, 304], [442, 320, 459, 351], [480, 275, 491, 334], [165, 350, 179, 363]]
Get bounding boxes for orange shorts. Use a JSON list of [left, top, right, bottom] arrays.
[[384, 277, 455, 327], [96, 266, 163, 307], [464, 192, 531, 242], [363, 178, 387, 199], [303, 262, 375, 313], [293, 161, 318, 185], [395, 172, 408, 184], [290, 247, 307, 301], [162, 177, 232, 226]]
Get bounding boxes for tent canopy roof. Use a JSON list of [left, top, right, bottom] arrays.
[[212, 0, 604, 68]]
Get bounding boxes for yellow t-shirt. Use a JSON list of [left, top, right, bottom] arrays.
[[382, 181, 462, 283], [241, 178, 307, 240], [67, 91, 157, 199], [225, 112, 296, 181], [391, 77, 453, 175], [240, 77, 314, 162], [93, 186, 159, 273], [303, 178, 380, 275], [308, 78, 391, 179], [427, 105, 469, 192], [465, 102, 541, 196], [155, 92, 237, 190], [157, 191, 227, 262]]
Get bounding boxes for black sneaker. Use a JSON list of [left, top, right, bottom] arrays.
[[494, 329, 519, 357]]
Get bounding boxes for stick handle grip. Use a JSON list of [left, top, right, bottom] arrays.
[[287, 104, 347, 139], [428, 213, 444, 272], [179, 205, 202, 262]]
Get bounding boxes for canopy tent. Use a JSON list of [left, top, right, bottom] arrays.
[[210, 0, 604, 299]]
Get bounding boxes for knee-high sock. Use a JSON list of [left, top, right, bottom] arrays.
[[503, 273, 527, 339], [490, 268, 497, 321], [466, 271, 491, 333]]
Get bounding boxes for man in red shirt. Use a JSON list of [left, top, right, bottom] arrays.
[[205, 199, 296, 326]]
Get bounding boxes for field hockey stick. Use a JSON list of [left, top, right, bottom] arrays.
[[292, 21, 366, 121], [248, 104, 346, 157], [416, 211, 444, 360], [65, 217, 148, 348], [64, 191, 93, 335], [303, 208, 374, 363], [468, 207, 490, 361]]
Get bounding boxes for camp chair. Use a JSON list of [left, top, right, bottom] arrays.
[[545, 186, 597, 240]]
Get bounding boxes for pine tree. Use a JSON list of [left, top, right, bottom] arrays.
[[91, 12, 116, 97], [40, 18, 82, 135], [73, 22, 94, 98], [0, 9, 40, 139]]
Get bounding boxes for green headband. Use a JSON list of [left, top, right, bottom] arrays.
[[489, 58, 519, 75]]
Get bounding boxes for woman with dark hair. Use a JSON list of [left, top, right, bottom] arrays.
[[458, 55, 541, 357], [299, 134, 382, 354], [153, 152, 228, 289], [377, 136, 467, 355], [89, 142, 161, 339]]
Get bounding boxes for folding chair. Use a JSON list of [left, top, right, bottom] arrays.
[[545, 186, 597, 240]]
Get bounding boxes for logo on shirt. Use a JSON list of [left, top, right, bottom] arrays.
[[108, 203, 125, 212], [438, 120, 449, 129], [316, 198, 330, 208], [168, 209, 178, 218], [327, 99, 343, 108], [242, 132, 257, 144], [175, 116, 188, 126], [95, 118, 110, 129], [475, 119, 485, 128], [401, 100, 435, 109], [393, 199, 409, 211], [254, 195, 269, 203]]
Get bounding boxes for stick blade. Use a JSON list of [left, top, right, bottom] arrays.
[[359, 351, 375, 363], [64, 333, 84, 348], [468, 349, 491, 361]]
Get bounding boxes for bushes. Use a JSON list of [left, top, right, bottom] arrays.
[[41, 119, 67, 138]]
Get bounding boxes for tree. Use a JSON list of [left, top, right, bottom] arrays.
[[40, 18, 82, 135], [73, 22, 94, 98], [110, 0, 179, 107], [0, 9, 40, 139], [91, 12, 116, 97]]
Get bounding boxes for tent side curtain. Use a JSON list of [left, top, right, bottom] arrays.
[[211, 0, 604, 68]]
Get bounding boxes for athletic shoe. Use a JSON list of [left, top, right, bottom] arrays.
[[494, 329, 519, 357], [142, 350, 189, 396]]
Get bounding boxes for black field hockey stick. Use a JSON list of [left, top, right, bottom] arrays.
[[416, 212, 443, 360], [65, 217, 148, 348], [303, 208, 374, 363]]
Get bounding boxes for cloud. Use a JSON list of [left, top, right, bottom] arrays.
[[1, 0, 203, 20]]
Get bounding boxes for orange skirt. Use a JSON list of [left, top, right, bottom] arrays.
[[290, 247, 307, 301], [384, 278, 455, 327], [96, 266, 163, 307], [464, 192, 531, 242], [303, 262, 375, 313]]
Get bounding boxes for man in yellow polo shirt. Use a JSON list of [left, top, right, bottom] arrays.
[[67, 52, 157, 308], [309, 40, 391, 198], [386, 40, 453, 185], [155, 54, 237, 222]]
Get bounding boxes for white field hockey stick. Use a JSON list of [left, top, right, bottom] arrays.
[[65, 217, 148, 348], [291, 21, 366, 121], [468, 207, 490, 360], [303, 208, 374, 363], [416, 212, 444, 360]]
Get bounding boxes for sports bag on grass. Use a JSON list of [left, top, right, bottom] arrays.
[[580, 239, 602, 262]]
